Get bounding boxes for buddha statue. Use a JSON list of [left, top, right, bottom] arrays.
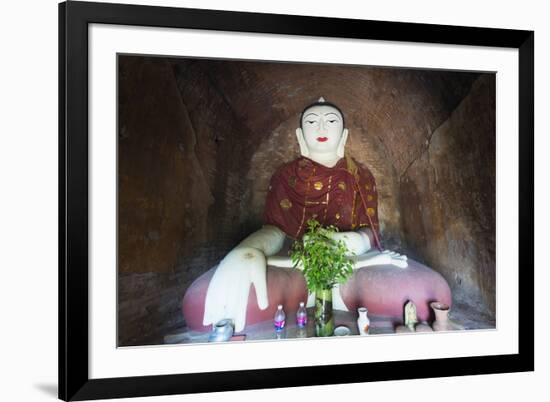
[[182, 98, 452, 333]]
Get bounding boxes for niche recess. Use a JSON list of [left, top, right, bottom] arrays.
[[117, 55, 495, 346]]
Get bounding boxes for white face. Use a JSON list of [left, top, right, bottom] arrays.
[[301, 105, 344, 155]]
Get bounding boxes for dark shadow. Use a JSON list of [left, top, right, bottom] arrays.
[[34, 383, 58, 398]]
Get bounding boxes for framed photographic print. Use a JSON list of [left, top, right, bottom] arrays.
[[59, 0, 534, 400]]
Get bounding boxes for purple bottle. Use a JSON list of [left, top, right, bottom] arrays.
[[274, 304, 286, 331], [296, 302, 307, 327]]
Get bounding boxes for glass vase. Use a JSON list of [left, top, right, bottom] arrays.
[[315, 288, 334, 337]]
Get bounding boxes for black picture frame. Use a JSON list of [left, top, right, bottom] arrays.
[[59, 1, 534, 400]]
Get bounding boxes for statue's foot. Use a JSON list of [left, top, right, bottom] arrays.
[[353, 250, 407, 269], [381, 250, 408, 268]]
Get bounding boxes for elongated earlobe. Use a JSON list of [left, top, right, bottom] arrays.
[[336, 128, 349, 158], [296, 128, 310, 157]]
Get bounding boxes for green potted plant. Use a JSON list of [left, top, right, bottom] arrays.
[[290, 219, 354, 336]]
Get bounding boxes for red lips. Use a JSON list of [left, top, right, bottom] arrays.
[[316, 137, 328, 142]]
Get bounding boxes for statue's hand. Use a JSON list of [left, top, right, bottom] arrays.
[[203, 247, 268, 332]]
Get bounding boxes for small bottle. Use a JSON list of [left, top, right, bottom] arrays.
[[274, 304, 286, 331], [357, 307, 370, 335], [296, 302, 307, 328]]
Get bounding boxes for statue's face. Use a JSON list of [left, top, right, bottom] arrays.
[[301, 105, 344, 155]]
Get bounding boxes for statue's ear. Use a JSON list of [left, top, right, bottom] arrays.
[[336, 128, 349, 158], [296, 128, 310, 157]]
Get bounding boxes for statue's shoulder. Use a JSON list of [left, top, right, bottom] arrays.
[[270, 158, 302, 179], [345, 156, 376, 181]]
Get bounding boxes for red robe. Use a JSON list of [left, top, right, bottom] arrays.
[[264, 156, 381, 248]]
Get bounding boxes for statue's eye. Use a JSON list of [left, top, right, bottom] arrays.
[[328, 120, 337, 123], [306, 120, 316, 124]]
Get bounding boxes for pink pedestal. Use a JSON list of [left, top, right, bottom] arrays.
[[182, 259, 451, 332]]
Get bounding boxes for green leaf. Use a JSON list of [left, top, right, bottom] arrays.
[[289, 219, 354, 291]]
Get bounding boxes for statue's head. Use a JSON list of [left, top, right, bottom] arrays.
[[296, 97, 348, 161]]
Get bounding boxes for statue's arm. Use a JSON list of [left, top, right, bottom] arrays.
[[236, 224, 286, 256], [265, 227, 373, 268], [330, 228, 373, 256]]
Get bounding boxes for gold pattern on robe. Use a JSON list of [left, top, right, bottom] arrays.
[[280, 199, 292, 210], [335, 213, 341, 220], [314, 181, 323, 190], [345, 155, 359, 180], [295, 167, 315, 238], [322, 175, 333, 222], [365, 184, 371, 191], [288, 176, 297, 188], [305, 200, 327, 205], [351, 191, 357, 229], [367, 194, 373, 202], [367, 207, 376, 217], [338, 182, 346, 191]]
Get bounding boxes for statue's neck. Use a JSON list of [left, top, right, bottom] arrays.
[[306, 153, 342, 168]]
